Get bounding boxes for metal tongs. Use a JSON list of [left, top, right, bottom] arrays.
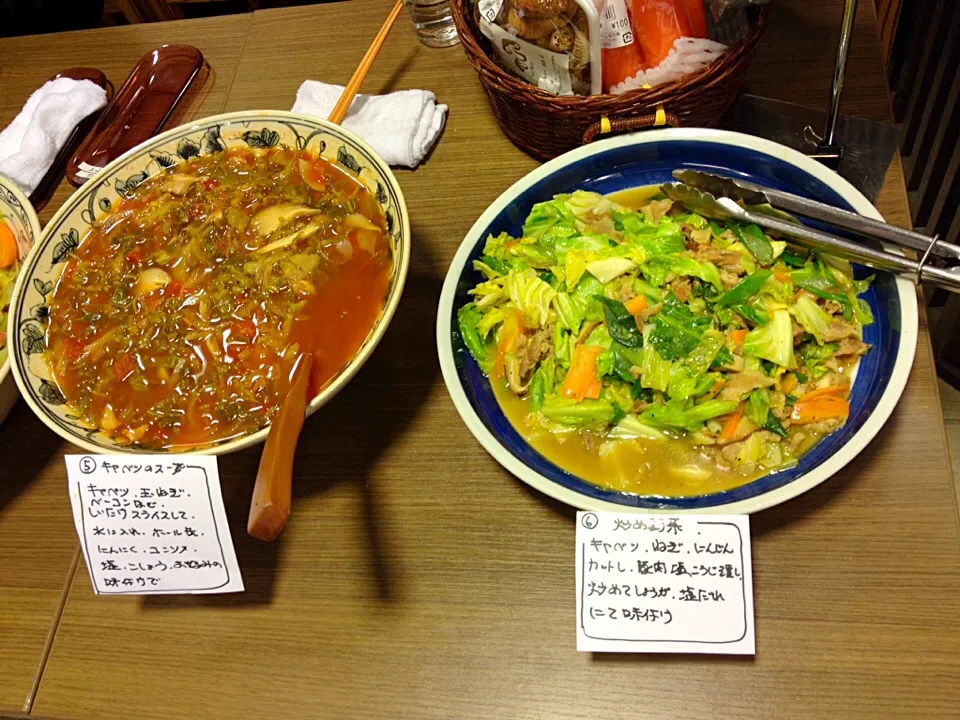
[[660, 170, 960, 293]]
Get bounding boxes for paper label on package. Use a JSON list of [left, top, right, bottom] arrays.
[[66, 455, 244, 595], [600, 0, 634, 49], [576, 512, 754, 654], [477, 0, 504, 22], [479, 18, 574, 96]]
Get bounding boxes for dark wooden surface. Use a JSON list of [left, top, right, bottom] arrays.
[[0, 14, 250, 713], [0, 1, 957, 718], [876, 0, 904, 63]]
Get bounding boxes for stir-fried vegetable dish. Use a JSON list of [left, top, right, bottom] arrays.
[[458, 188, 874, 495], [0, 216, 20, 366], [46, 147, 392, 450]]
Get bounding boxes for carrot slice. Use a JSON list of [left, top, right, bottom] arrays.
[[561, 344, 604, 402], [0, 221, 17, 269], [798, 384, 848, 403], [775, 271, 793, 284], [625, 295, 649, 316], [730, 328, 748, 346], [790, 396, 850, 424], [720, 402, 744, 440], [584, 374, 603, 400]]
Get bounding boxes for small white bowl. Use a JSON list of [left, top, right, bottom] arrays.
[[7, 111, 410, 454], [0, 177, 41, 424]]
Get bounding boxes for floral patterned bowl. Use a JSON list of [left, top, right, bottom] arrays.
[[7, 111, 410, 454], [0, 176, 41, 424]]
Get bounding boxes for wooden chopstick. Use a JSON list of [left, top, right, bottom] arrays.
[[327, 0, 405, 125]]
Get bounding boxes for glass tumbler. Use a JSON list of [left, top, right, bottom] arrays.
[[404, 0, 460, 48]]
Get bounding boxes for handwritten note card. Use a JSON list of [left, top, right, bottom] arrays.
[[66, 455, 243, 595], [576, 512, 754, 654]]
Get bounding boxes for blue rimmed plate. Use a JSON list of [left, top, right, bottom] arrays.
[[437, 128, 918, 514]]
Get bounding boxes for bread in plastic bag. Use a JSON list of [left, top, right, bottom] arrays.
[[476, 0, 602, 95]]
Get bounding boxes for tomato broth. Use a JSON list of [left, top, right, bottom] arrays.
[[45, 146, 393, 450]]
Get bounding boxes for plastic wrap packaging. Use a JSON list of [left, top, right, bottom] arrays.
[[476, 0, 602, 95], [632, 0, 700, 66], [598, 0, 646, 90], [708, 0, 771, 20], [709, 6, 752, 45], [708, 0, 771, 45], [601, 0, 728, 95]]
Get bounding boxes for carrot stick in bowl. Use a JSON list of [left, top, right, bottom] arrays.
[[562, 345, 604, 402], [625, 294, 648, 316], [720, 401, 744, 440], [790, 395, 850, 424], [798, 384, 849, 403], [0, 221, 17, 269]]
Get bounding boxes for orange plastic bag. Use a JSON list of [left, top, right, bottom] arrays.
[[629, 0, 691, 67], [600, 0, 648, 90], [602, 41, 647, 90], [677, 0, 708, 37]]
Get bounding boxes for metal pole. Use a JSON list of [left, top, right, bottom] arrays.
[[823, 0, 859, 147]]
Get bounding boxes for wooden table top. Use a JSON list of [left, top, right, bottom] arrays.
[[0, 15, 250, 712], [2, 1, 959, 717]]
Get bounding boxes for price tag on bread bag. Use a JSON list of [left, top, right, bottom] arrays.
[[478, 0, 504, 22], [600, 0, 634, 49]]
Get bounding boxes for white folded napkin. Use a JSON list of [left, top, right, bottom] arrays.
[[0, 77, 108, 196], [292, 81, 447, 168]]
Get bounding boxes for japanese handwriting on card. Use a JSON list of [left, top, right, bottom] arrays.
[[66, 455, 243, 595], [576, 512, 754, 654]]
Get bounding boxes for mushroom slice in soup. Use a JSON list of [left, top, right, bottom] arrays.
[[252, 217, 328, 255], [159, 174, 200, 195], [249, 203, 319, 237]]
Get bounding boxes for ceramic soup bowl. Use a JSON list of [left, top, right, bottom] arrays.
[[8, 110, 410, 454], [0, 176, 41, 424]]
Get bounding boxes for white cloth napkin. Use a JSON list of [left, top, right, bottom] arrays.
[[0, 78, 108, 195], [292, 81, 447, 168]]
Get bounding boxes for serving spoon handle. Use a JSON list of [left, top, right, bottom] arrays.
[[247, 354, 314, 541], [247, 0, 403, 541]]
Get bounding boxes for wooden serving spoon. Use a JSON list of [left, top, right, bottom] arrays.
[[247, 0, 405, 542]]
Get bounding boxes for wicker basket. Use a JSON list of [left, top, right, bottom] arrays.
[[451, 0, 773, 160]]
